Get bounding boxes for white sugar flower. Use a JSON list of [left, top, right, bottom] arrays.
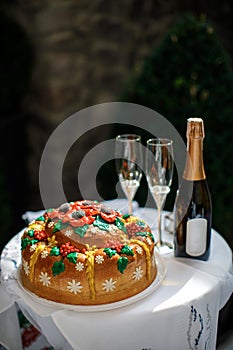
[[30, 244, 37, 252], [75, 262, 84, 272], [90, 227, 99, 234], [64, 229, 73, 237], [47, 221, 54, 228], [67, 280, 83, 294], [146, 237, 152, 245], [39, 272, 51, 286], [133, 266, 143, 281], [23, 259, 30, 275], [41, 250, 49, 259], [102, 278, 116, 292], [95, 255, 104, 264], [136, 246, 143, 255]]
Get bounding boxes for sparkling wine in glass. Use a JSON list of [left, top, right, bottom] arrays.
[[146, 138, 174, 254], [115, 134, 142, 214]]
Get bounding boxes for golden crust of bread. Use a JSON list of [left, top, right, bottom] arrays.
[[20, 200, 157, 305]]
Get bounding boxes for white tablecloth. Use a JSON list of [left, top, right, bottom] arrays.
[[1, 202, 233, 350]]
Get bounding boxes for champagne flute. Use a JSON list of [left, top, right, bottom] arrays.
[[146, 138, 174, 254], [115, 134, 142, 214]]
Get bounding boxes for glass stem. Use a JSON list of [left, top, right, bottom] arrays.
[[128, 199, 132, 215], [157, 205, 162, 246]]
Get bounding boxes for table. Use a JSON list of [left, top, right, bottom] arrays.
[[1, 203, 233, 350]]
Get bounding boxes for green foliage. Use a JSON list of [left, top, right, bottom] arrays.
[[93, 216, 110, 231], [121, 245, 134, 256], [52, 260, 65, 276], [74, 225, 89, 237], [122, 13, 233, 249], [50, 246, 60, 256], [67, 252, 78, 264], [117, 256, 129, 273], [52, 220, 69, 233], [114, 217, 127, 232], [103, 247, 117, 258]]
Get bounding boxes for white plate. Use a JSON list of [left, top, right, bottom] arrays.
[[17, 252, 166, 312]]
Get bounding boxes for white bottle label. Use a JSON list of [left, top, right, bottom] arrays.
[[186, 218, 207, 256]]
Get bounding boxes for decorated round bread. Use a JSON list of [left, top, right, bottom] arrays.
[[20, 200, 157, 305]]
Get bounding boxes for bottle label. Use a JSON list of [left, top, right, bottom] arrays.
[[186, 218, 207, 256]]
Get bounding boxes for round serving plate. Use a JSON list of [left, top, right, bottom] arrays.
[[17, 251, 166, 312]]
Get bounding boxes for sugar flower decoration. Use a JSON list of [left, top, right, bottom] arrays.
[[39, 272, 51, 286], [67, 280, 83, 294], [75, 262, 84, 272], [102, 278, 116, 292], [23, 259, 30, 276], [95, 255, 104, 264], [133, 266, 143, 281]]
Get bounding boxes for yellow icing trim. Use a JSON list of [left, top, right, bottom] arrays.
[[130, 239, 151, 279], [47, 235, 57, 247], [28, 222, 45, 230], [29, 243, 45, 281], [85, 251, 95, 300], [122, 216, 139, 224]]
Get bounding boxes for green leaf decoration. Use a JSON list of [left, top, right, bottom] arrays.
[[74, 225, 89, 237], [121, 245, 134, 256], [52, 220, 62, 233], [137, 220, 146, 228], [103, 247, 117, 258], [36, 215, 45, 222], [122, 214, 131, 219], [67, 252, 78, 264], [93, 215, 109, 231], [52, 260, 65, 276], [114, 217, 126, 233], [46, 208, 54, 213], [52, 220, 69, 233], [28, 229, 34, 237], [50, 246, 60, 256], [148, 232, 155, 242], [21, 238, 38, 250], [21, 238, 29, 250], [135, 232, 147, 238], [21, 238, 30, 250], [117, 256, 129, 273], [30, 239, 39, 245], [135, 231, 155, 242]]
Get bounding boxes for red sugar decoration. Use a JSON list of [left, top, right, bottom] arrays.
[[60, 242, 80, 257]]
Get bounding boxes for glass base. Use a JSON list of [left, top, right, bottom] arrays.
[[155, 241, 173, 255]]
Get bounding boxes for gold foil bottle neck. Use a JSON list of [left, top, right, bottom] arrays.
[[183, 117, 206, 181], [187, 118, 205, 139]]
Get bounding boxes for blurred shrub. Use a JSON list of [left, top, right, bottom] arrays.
[[121, 13, 233, 249]]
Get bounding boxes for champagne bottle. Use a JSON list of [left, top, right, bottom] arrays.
[[174, 118, 212, 260]]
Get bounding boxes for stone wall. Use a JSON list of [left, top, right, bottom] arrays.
[[9, 0, 178, 209], [7, 0, 233, 209]]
